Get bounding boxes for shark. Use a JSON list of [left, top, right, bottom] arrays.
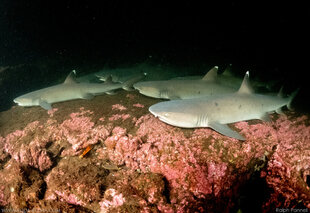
[[149, 71, 298, 140], [133, 66, 238, 100], [14, 71, 145, 110], [167, 64, 277, 93]]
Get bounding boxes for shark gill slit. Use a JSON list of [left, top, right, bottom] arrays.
[[160, 90, 169, 99], [196, 114, 208, 127]]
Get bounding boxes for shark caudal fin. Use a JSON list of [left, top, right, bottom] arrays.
[[287, 88, 300, 110], [122, 73, 147, 91]]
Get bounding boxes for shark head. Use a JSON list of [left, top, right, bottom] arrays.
[[133, 82, 161, 98], [149, 101, 198, 128], [13, 96, 36, 106]]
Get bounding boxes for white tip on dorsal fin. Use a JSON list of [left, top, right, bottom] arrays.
[[202, 66, 218, 81], [64, 70, 77, 84], [237, 71, 254, 94]]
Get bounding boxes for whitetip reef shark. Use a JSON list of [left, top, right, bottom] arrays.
[[149, 71, 298, 140], [133, 66, 238, 100], [14, 71, 145, 110]]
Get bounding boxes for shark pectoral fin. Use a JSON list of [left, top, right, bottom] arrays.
[[39, 100, 52, 110], [259, 113, 271, 122], [81, 93, 94, 100], [209, 122, 245, 141]]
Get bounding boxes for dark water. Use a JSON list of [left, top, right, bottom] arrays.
[[0, 1, 308, 112]]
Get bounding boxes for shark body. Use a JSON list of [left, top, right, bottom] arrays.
[[134, 66, 238, 100], [14, 71, 144, 110], [149, 72, 298, 140]]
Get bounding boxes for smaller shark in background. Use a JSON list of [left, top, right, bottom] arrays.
[[134, 66, 238, 100], [14, 71, 145, 110], [149, 71, 298, 140]]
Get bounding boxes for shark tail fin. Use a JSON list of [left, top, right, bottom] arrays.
[[287, 88, 300, 110], [122, 72, 147, 91]]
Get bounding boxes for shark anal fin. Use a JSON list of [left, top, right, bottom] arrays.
[[39, 100, 52, 110], [208, 121, 245, 141], [81, 93, 94, 100]]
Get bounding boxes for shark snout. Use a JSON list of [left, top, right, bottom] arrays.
[[13, 98, 20, 104], [13, 96, 33, 106]]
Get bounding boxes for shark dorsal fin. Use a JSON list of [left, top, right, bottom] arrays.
[[237, 71, 254, 94], [202, 66, 218, 81], [222, 64, 233, 76], [64, 70, 77, 84], [277, 86, 285, 98]]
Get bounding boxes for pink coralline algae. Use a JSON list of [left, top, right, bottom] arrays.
[[45, 158, 109, 210], [47, 108, 58, 117], [112, 104, 127, 111], [99, 188, 126, 212], [103, 126, 141, 166], [99, 115, 233, 211], [98, 113, 310, 212], [108, 113, 131, 121], [262, 116, 310, 210], [0, 135, 9, 161], [1, 100, 310, 212], [1, 108, 112, 172], [3, 121, 52, 172], [126, 94, 136, 99], [58, 110, 110, 151], [0, 159, 45, 207], [99, 170, 169, 213], [133, 103, 145, 108]]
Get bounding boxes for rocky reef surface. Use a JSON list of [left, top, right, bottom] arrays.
[[0, 90, 309, 212]]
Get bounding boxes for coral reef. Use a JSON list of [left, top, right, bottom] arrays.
[[45, 157, 109, 210], [0, 92, 309, 212]]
